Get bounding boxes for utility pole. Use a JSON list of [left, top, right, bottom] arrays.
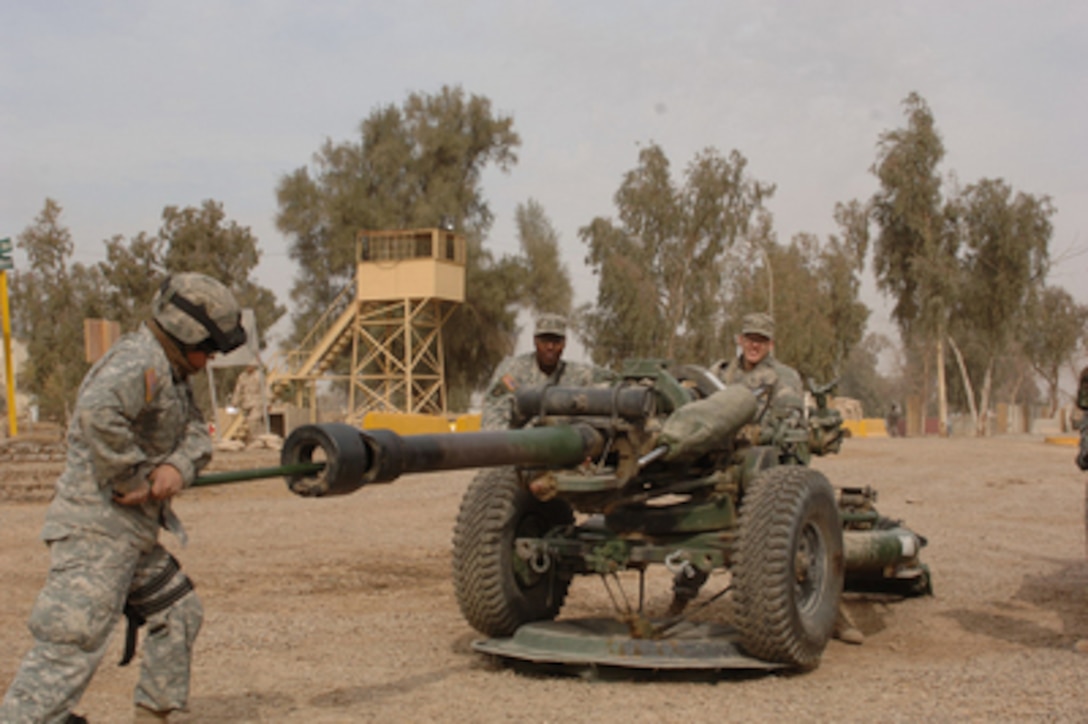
[[0, 237, 17, 436]]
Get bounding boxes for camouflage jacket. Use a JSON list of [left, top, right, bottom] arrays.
[[230, 368, 263, 411], [712, 353, 805, 419], [41, 324, 212, 549], [481, 352, 615, 430]]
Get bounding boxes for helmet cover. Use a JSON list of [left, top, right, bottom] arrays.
[[152, 273, 246, 353]]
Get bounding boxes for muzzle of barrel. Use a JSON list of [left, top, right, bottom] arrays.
[[281, 423, 373, 497]]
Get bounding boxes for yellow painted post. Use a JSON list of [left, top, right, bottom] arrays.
[[0, 270, 17, 436]]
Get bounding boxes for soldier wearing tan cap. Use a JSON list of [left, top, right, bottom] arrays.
[[480, 313, 614, 430], [672, 312, 865, 645], [711, 312, 805, 423]]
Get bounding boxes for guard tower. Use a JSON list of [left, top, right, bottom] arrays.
[[352, 228, 465, 416], [271, 228, 466, 424]]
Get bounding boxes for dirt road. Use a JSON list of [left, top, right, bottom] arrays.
[[1, 435, 1085, 722]]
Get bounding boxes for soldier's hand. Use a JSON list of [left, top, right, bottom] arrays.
[[149, 464, 184, 500], [113, 482, 151, 506]]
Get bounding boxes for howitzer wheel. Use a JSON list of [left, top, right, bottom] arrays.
[[732, 466, 843, 669], [452, 467, 574, 637]]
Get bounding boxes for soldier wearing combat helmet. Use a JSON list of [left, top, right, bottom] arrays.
[[481, 313, 614, 431], [1, 273, 245, 723]]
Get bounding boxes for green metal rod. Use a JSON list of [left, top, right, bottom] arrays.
[[193, 462, 326, 487]]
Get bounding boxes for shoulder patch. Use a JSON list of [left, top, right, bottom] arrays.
[[144, 368, 158, 403], [500, 374, 518, 393]]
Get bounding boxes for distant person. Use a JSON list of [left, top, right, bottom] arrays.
[[480, 313, 615, 431], [886, 402, 902, 438], [0, 273, 246, 723], [230, 363, 265, 445]]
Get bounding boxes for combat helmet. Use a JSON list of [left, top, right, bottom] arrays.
[[152, 273, 247, 354]]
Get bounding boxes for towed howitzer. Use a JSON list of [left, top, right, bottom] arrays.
[[246, 359, 929, 671]]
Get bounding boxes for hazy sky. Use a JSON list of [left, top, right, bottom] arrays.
[[2, 1, 1086, 352]]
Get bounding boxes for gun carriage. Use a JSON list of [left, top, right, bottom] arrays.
[[249, 359, 929, 671]]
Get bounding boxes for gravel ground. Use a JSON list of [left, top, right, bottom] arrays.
[[1, 434, 1086, 723]]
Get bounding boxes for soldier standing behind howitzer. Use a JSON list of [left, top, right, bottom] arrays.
[[1075, 366, 1088, 654], [668, 312, 864, 644], [0, 273, 247, 724], [480, 313, 615, 430]]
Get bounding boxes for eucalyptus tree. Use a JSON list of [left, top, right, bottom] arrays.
[[1022, 286, 1088, 413], [580, 143, 774, 368], [514, 199, 574, 317], [946, 180, 1053, 432], [9, 200, 104, 421], [870, 92, 955, 434]]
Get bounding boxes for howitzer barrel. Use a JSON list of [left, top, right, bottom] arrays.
[[515, 385, 655, 421], [281, 422, 605, 497]]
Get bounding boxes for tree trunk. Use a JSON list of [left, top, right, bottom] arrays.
[[948, 336, 979, 436], [920, 343, 931, 437], [977, 360, 994, 437], [936, 332, 948, 437]]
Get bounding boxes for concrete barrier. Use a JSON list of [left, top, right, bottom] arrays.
[[842, 418, 890, 438], [361, 411, 483, 435]]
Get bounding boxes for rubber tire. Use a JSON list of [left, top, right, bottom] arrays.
[[452, 467, 574, 637], [732, 466, 844, 669]]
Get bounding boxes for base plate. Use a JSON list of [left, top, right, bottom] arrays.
[[472, 617, 784, 671]]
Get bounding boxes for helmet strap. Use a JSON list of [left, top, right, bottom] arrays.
[[147, 319, 199, 380]]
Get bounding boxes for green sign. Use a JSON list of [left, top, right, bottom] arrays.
[[0, 237, 11, 270]]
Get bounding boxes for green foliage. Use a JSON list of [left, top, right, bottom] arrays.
[[837, 333, 898, 417], [726, 230, 869, 386], [580, 143, 774, 367], [940, 178, 1054, 426], [870, 92, 952, 342], [950, 178, 1053, 355], [10, 198, 283, 422], [515, 199, 573, 316], [1017, 286, 1086, 412], [10, 200, 99, 421], [274, 86, 523, 405]]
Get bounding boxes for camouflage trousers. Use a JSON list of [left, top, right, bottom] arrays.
[[0, 532, 202, 723], [245, 409, 264, 441]]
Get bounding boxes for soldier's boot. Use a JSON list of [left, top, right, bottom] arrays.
[[1073, 639, 1088, 654], [832, 604, 864, 645], [134, 705, 170, 723], [666, 567, 708, 617], [65, 715, 89, 724]]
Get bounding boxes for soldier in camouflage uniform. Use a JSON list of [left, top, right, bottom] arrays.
[[710, 312, 808, 461], [669, 312, 864, 644], [0, 273, 246, 724], [480, 314, 614, 431], [229, 364, 265, 445], [1077, 366, 1088, 654], [1076, 366, 1088, 473]]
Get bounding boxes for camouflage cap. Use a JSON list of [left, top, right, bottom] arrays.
[[741, 312, 775, 340], [534, 313, 567, 338]]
